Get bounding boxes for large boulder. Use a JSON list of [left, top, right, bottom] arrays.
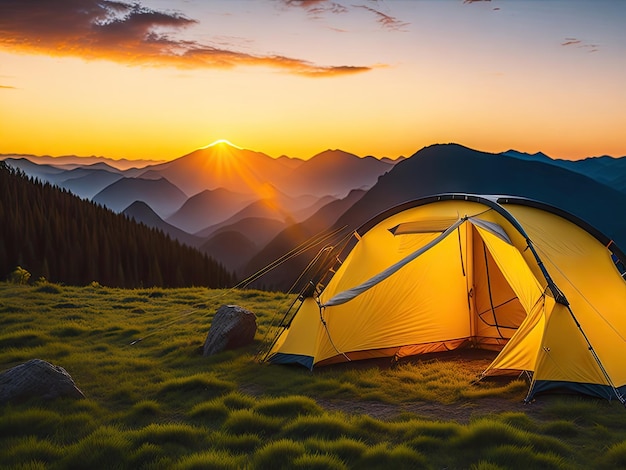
[[0, 359, 85, 403], [203, 305, 257, 356]]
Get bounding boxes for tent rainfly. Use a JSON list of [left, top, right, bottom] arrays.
[[263, 194, 626, 403]]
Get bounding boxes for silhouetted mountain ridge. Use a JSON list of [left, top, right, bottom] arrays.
[[281, 149, 394, 197], [337, 144, 626, 245], [247, 144, 626, 290], [166, 188, 254, 235], [123, 201, 203, 249], [93, 177, 187, 217]]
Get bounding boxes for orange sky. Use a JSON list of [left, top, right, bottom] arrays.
[[1, 1, 625, 161]]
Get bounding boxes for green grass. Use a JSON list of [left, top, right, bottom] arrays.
[[2, 282, 626, 469]]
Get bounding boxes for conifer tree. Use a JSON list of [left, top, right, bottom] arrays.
[[0, 161, 233, 287]]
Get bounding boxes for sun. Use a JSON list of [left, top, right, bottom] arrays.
[[200, 139, 242, 150]]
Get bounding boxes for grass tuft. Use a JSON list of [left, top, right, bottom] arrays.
[[50, 323, 89, 337], [470, 462, 507, 470], [124, 400, 163, 426], [0, 408, 62, 439], [454, 419, 530, 450], [483, 444, 567, 470], [282, 413, 354, 440], [601, 440, 626, 469], [171, 450, 243, 470], [304, 437, 367, 465], [222, 409, 283, 436], [403, 420, 463, 440], [188, 400, 229, 423], [131, 423, 207, 448], [157, 373, 235, 403], [357, 442, 428, 469], [0, 436, 61, 466], [60, 425, 131, 470], [254, 395, 323, 418], [496, 411, 538, 432], [129, 442, 166, 469], [53, 302, 81, 309], [211, 431, 262, 454], [352, 414, 394, 436], [0, 330, 48, 349], [540, 397, 603, 426], [541, 420, 579, 437], [526, 433, 572, 457], [220, 391, 257, 410], [292, 452, 349, 470], [34, 283, 62, 294], [462, 379, 527, 399], [252, 439, 306, 470]]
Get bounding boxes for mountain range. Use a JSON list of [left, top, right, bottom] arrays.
[[3, 142, 626, 289]]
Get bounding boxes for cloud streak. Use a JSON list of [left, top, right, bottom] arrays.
[[285, 0, 349, 17], [0, 0, 371, 76], [562, 37, 599, 53], [280, 0, 409, 32], [353, 5, 410, 32]]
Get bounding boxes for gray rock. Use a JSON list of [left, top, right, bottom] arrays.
[[0, 359, 85, 403], [203, 305, 257, 356]]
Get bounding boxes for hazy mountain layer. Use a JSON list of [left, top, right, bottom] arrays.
[[247, 144, 626, 290], [93, 177, 187, 218], [6, 143, 626, 290]]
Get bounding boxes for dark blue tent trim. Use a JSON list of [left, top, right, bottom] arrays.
[[268, 353, 314, 370], [526, 380, 626, 403]]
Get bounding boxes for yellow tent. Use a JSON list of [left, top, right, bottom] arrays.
[[264, 194, 626, 403]]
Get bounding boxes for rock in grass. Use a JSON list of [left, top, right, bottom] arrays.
[[0, 359, 85, 403], [203, 305, 257, 356]]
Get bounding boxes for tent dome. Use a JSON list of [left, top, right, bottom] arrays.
[[264, 194, 626, 403]]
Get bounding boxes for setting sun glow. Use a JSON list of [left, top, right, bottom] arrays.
[[201, 140, 243, 150], [1, 1, 625, 161]]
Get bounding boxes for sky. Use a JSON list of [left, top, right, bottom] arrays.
[[1, 0, 625, 161]]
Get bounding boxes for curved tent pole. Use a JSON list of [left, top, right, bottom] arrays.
[[481, 199, 568, 305], [485, 199, 624, 404]]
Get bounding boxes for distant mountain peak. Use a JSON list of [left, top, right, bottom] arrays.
[[502, 149, 553, 162], [198, 139, 243, 150]]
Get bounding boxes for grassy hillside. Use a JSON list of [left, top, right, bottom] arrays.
[[2, 282, 626, 469]]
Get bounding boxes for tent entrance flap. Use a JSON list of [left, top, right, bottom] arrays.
[[318, 216, 541, 358], [321, 217, 466, 308], [472, 225, 529, 343]]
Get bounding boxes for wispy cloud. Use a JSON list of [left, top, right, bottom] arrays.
[[283, 0, 348, 15], [562, 38, 581, 46], [0, 0, 371, 77], [0, 84, 16, 89], [280, 0, 409, 31], [463, 0, 500, 10], [353, 5, 410, 32], [562, 37, 599, 53]]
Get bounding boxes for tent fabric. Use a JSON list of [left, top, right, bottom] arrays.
[[321, 217, 466, 308], [265, 194, 626, 403]]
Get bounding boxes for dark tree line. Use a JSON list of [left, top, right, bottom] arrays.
[[0, 161, 234, 288]]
